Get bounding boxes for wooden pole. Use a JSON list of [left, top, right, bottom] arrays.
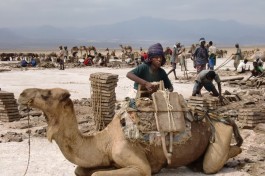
[[220, 77, 244, 82]]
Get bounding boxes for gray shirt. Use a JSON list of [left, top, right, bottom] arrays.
[[170, 46, 180, 63], [196, 70, 221, 84]]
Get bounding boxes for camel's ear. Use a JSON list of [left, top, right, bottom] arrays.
[[60, 92, 70, 102]]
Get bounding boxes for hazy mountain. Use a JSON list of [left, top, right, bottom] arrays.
[[0, 17, 265, 49]]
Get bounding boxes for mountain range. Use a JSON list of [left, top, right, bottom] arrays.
[[0, 17, 265, 49]]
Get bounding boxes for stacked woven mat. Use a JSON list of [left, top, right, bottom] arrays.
[[238, 108, 265, 128], [188, 96, 221, 110], [187, 96, 223, 119], [0, 91, 21, 122], [90, 72, 118, 130]]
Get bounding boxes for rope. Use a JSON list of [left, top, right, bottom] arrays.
[[214, 55, 233, 71], [22, 105, 31, 176], [162, 90, 176, 131]]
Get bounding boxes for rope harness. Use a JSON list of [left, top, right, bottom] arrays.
[[214, 55, 233, 71], [23, 103, 31, 176], [162, 90, 176, 131]]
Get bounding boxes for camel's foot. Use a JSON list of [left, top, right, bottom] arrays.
[[228, 145, 242, 158], [75, 166, 92, 176]]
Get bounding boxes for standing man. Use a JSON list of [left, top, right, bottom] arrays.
[[208, 41, 217, 70], [167, 42, 183, 80], [233, 43, 242, 71], [193, 38, 209, 73], [58, 46, 64, 70], [63, 46, 69, 63]]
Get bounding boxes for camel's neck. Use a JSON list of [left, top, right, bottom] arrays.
[[47, 109, 112, 168]]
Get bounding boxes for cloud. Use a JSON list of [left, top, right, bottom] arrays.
[[0, 0, 264, 27]]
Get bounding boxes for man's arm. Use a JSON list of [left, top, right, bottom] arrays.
[[126, 72, 147, 86], [126, 72, 155, 92]]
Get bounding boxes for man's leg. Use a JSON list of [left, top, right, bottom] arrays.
[[204, 83, 219, 97]]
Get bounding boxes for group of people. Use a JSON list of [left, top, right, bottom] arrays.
[[127, 40, 265, 102], [235, 45, 264, 80], [126, 41, 222, 100], [20, 57, 37, 69]]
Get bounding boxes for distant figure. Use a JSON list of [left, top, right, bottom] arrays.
[[167, 42, 182, 80], [233, 43, 242, 71], [208, 41, 217, 70], [192, 70, 222, 99], [237, 59, 249, 73], [31, 57, 37, 67], [193, 38, 209, 73], [164, 46, 172, 65], [179, 45, 187, 71], [21, 59, 28, 70], [21, 59, 28, 67], [140, 47, 147, 63], [139, 47, 148, 63], [63, 46, 69, 63], [83, 57, 93, 66], [58, 46, 64, 70], [256, 58, 263, 67], [189, 44, 197, 68], [247, 61, 264, 80]]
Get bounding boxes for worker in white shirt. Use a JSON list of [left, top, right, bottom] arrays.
[[237, 59, 250, 73]]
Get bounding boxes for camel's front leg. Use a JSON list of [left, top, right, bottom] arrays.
[[75, 166, 116, 176], [92, 140, 151, 176], [75, 165, 148, 176]]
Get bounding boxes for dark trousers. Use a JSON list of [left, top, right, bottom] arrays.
[[192, 81, 219, 96], [59, 59, 64, 70]]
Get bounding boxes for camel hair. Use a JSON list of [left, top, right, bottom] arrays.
[[18, 88, 242, 176]]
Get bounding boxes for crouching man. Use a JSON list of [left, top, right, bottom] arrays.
[[192, 70, 222, 99]]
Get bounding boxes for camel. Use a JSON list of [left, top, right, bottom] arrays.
[[216, 49, 228, 58], [120, 44, 132, 54], [18, 88, 242, 176]]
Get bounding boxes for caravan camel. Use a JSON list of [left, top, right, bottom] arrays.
[[18, 88, 242, 176], [120, 44, 132, 54]]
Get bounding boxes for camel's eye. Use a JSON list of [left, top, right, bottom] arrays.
[[41, 90, 51, 100], [41, 94, 49, 100]]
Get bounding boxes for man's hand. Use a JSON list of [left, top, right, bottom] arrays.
[[144, 82, 159, 93], [219, 95, 225, 105]]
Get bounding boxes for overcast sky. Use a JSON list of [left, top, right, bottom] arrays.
[[1, 0, 264, 28]]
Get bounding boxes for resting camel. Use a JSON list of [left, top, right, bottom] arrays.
[[18, 88, 242, 176]]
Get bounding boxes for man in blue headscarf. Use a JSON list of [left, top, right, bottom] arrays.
[[127, 43, 173, 93], [193, 38, 209, 73]]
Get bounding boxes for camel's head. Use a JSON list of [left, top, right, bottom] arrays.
[[18, 88, 73, 141], [18, 88, 71, 110]]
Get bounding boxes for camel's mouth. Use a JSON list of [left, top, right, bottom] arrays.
[[17, 98, 26, 105], [18, 93, 33, 107]]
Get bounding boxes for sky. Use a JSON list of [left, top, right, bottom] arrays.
[[0, 0, 265, 28]]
